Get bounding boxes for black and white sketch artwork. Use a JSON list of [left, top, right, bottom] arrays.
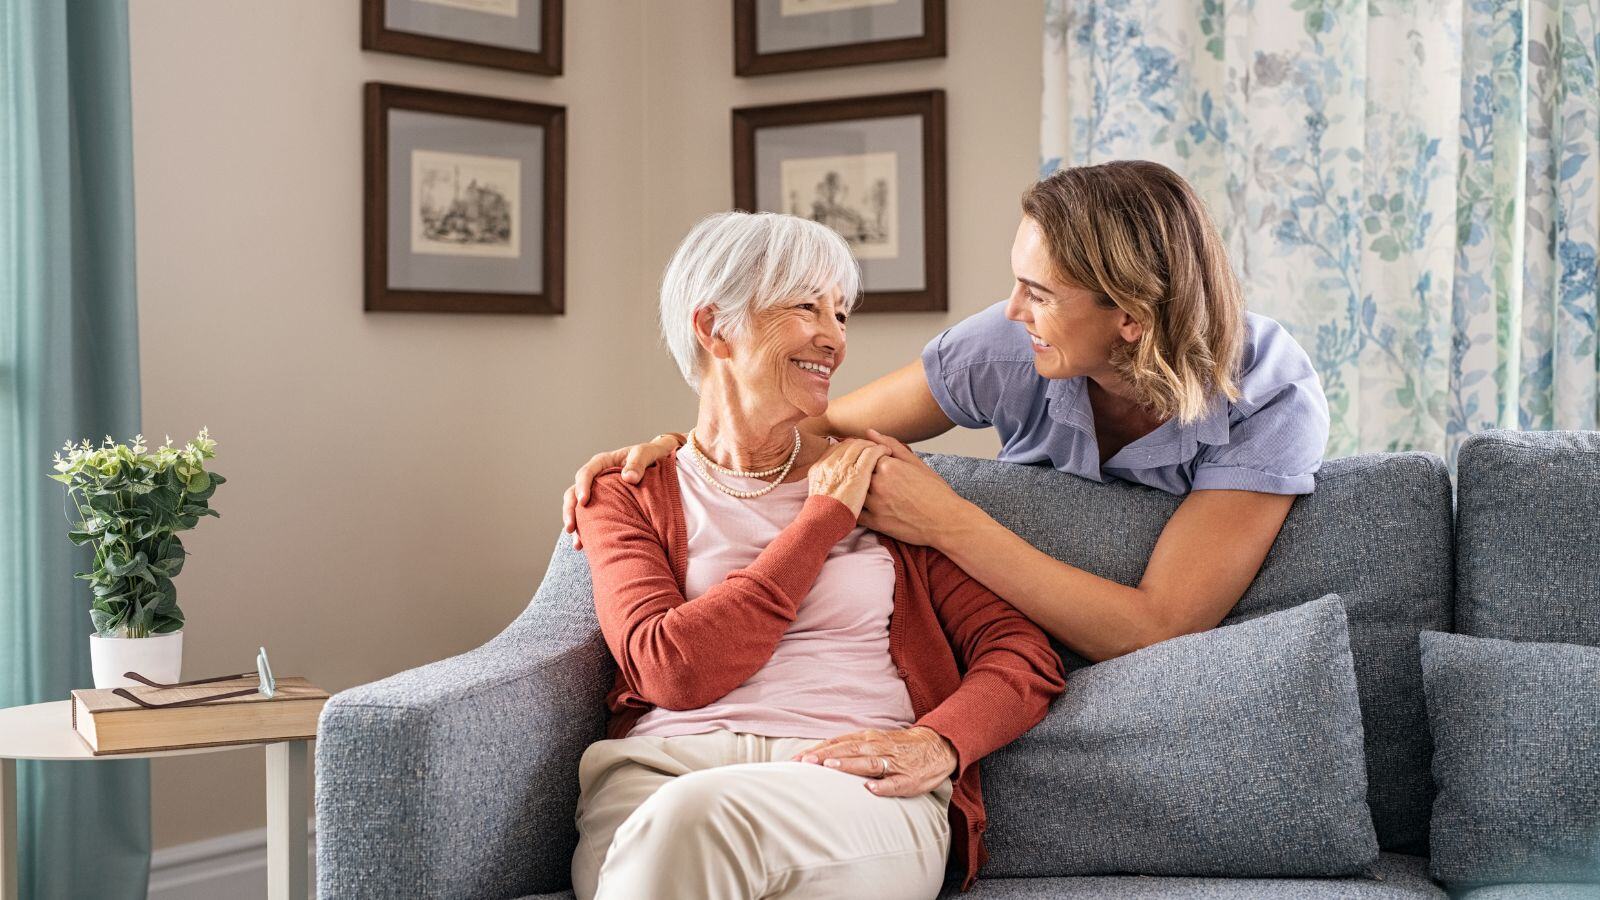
[[410, 149, 521, 258], [780, 152, 898, 260]]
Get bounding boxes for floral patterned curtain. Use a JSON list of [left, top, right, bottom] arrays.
[[1042, 0, 1598, 462]]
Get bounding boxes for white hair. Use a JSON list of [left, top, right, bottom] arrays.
[[659, 211, 861, 391]]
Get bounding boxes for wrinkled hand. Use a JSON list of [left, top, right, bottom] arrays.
[[807, 438, 889, 518], [858, 429, 966, 547], [790, 726, 958, 797], [561, 434, 682, 550]]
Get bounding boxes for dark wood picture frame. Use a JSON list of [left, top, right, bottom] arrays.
[[733, 0, 944, 76], [364, 82, 566, 315], [733, 90, 946, 313], [362, 0, 563, 76]]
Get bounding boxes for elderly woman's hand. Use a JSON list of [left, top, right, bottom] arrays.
[[789, 726, 958, 797], [858, 429, 970, 548], [808, 438, 889, 518]]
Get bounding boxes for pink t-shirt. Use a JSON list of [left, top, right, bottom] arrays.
[[627, 444, 915, 739]]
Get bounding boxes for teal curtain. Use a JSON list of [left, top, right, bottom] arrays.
[[1, 1, 151, 898], [1041, 0, 1599, 464]]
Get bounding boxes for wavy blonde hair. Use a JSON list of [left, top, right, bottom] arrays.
[[1021, 160, 1245, 424]]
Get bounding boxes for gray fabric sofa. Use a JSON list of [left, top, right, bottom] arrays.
[[315, 429, 1599, 899]]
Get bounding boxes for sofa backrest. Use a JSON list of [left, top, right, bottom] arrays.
[[924, 451, 1455, 856], [1454, 430, 1600, 645]]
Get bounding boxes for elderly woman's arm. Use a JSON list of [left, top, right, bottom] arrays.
[[577, 470, 857, 710], [914, 547, 1067, 778]]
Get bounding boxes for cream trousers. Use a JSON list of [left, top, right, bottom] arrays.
[[571, 730, 954, 900]]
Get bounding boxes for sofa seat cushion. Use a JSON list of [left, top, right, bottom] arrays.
[[515, 854, 1444, 899], [980, 596, 1377, 878], [933, 852, 1444, 898], [1456, 886, 1600, 899]]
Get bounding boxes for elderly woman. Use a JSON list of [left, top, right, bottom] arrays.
[[571, 212, 1065, 900]]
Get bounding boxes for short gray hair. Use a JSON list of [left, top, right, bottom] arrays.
[[659, 211, 861, 391]]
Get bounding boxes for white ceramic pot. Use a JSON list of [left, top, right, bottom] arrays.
[[89, 631, 184, 689]]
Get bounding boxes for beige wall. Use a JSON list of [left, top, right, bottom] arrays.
[[129, 0, 1040, 849]]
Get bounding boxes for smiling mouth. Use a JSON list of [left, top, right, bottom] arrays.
[[792, 358, 832, 379], [1027, 333, 1052, 349]]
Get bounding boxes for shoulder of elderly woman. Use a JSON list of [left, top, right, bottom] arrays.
[[576, 465, 664, 521]]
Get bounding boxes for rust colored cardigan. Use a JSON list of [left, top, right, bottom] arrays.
[[573, 456, 1067, 891]]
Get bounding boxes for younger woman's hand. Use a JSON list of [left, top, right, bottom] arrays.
[[807, 439, 889, 518], [562, 434, 682, 549], [858, 428, 967, 547]]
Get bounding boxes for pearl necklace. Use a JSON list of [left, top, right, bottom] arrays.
[[686, 428, 802, 499]]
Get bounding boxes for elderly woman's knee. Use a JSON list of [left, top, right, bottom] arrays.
[[613, 768, 758, 848]]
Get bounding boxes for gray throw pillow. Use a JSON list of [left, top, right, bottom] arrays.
[[1422, 630, 1600, 887], [980, 594, 1379, 877]]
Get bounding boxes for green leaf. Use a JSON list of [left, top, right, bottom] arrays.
[[106, 551, 149, 578], [128, 602, 154, 637], [1388, 193, 1404, 213], [67, 530, 96, 545], [152, 610, 184, 634], [185, 470, 211, 492], [1364, 216, 1381, 234], [90, 608, 120, 635]]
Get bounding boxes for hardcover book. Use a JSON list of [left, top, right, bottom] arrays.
[[70, 676, 328, 755]]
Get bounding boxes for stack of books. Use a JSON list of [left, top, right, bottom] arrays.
[[70, 676, 328, 755]]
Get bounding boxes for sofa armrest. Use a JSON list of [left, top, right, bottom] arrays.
[[316, 537, 611, 900]]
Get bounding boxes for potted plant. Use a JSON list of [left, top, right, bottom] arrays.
[[49, 428, 225, 688]]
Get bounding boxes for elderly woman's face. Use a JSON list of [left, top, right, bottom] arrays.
[[726, 287, 849, 419]]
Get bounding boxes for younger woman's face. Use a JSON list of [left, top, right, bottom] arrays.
[[1002, 216, 1137, 382]]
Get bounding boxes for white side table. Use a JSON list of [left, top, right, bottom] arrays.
[[0, 700, 310, 900]]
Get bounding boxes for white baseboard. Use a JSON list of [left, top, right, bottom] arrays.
[[148, 821, 315, 900]]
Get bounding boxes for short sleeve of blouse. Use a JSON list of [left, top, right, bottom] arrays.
[[1191, 316, 1331, 495], [920, 301, 1033, 430]]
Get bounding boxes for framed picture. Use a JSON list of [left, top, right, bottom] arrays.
[[733, 0, 944, 76], [733, 90, 946, 313], [364, 83, 565, 314], [362, 0, 562, 76]]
